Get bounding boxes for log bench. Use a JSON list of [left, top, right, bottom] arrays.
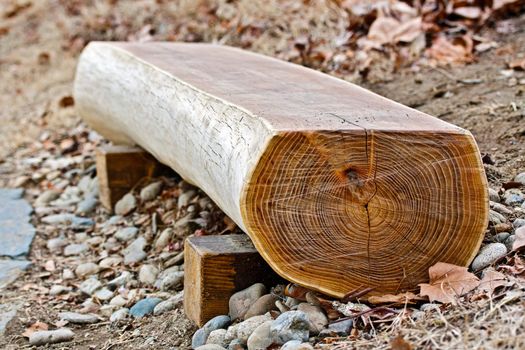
[[74, 42, 488, 298]]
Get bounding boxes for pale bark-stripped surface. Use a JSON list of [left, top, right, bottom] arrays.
[[74, 42, 488, 298]]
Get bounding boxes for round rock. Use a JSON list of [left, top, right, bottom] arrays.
[[236, 314, 272, 343], [29, 328, 74, 346], [59, 312, 100, 324], [192, 315, 231, 348], [115, 227, 139, 242], [471, 243, 507, 271], [154, 292, 184, 315], [229, 283, 267, 321], [503, 189, 524, 206], [247, 320, 272, 350], [195, 345, 227, 350], [270, 311, 309, 345], [129, 298, 163, 318], [114, 193, 137, 216], [110, 308, 129, 322], [297, 303, 328, 335], [159, 271, 184, 291], [514, 218, 525, 229], [75, 262, 100, 278], [244, 294, 279, 320], [76, 196, 98, 215], [514, 172, 525, 186], [139, 264, 160, 286], [140, 181, 163, 202], [488, 188, 500, 203], [281, 340, 314, 350], [206, 329, 228, 347]]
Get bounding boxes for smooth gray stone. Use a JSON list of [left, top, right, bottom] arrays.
[[59, 312, 100, 324], [0, 301, 22, 334], [41, 214, 94, 228], [0, 259, 31, 289], [0, 188, 24, 200], [0, 190, 35, 258], [76, 196, 98, 215], [29, 328, 74, 346], [0, 222, 35, 257]]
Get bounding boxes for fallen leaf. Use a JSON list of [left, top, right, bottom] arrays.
[[512, 226, 525, 251], [427, 35, 474, 64], [284, 283, 309, 301], [3, 2, 32, 19], [453, 6, 482, 19], [475, 41, 498, 53], [499, 255, 525, 276], [509, 57, 525, 71], [494, 0, 522, 11], [194, 228, 207, 236], [390, 335, 413, 350], [368, 291, 425, 305], [479, 268, 508, 294], [220, 216, 237, 234], [394, 17, 423, 43], [38, 52, 50, 65], [368, 16, 422, 45], [368, 17, 400, 45], [59, 138, 77, 153], [419, 262, 480, 304], [22, 321, 48, 338], [501, 181, 522, 190], [58, 96, 74, 108]]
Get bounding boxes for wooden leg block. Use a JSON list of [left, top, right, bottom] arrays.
[[184, 234, 281, 326], [95, 144, 172, 210]]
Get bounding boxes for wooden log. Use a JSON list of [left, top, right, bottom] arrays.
[[74, 42, 489, 298], [184, 234, 281, 326], [96, 145, 172, 210]]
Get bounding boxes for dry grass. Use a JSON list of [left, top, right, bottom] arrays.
[[319, 280, 525, 349]]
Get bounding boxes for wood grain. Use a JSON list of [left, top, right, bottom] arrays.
[[75, 42, 488, 298], [96, 145, 172, 210], [184, 235, 280, 326]]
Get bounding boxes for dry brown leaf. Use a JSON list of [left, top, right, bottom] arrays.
[[368, 291, 425, 305], [284, 283, 309, 301], [419, 262, 480, 304], [395, 17, 422, 43], [509, 58, 525, 71], [512, 226, 525, 251], [58, 96, 74, 108], [368, 16, 422, 45], [427, 35, 474, 64], [22, 321, 48, 338], [220, 216, 237, 234], [500, 255, 525, 277], [479, 268, 508, 294], [493, 0, 521, 11], [59, 138, 77, 153], [390, 335, 413, 350], [368, 17, 400, 45], [453, 6, 482, 19]]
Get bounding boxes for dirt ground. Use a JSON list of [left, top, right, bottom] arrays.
[[1, 1, 524, 349]]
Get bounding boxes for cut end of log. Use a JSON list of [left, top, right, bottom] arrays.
[[242, 130, 488, 298]]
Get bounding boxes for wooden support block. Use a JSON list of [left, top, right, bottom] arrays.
[[184, 234, 281, 326], [95, 144, 172, 210]]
